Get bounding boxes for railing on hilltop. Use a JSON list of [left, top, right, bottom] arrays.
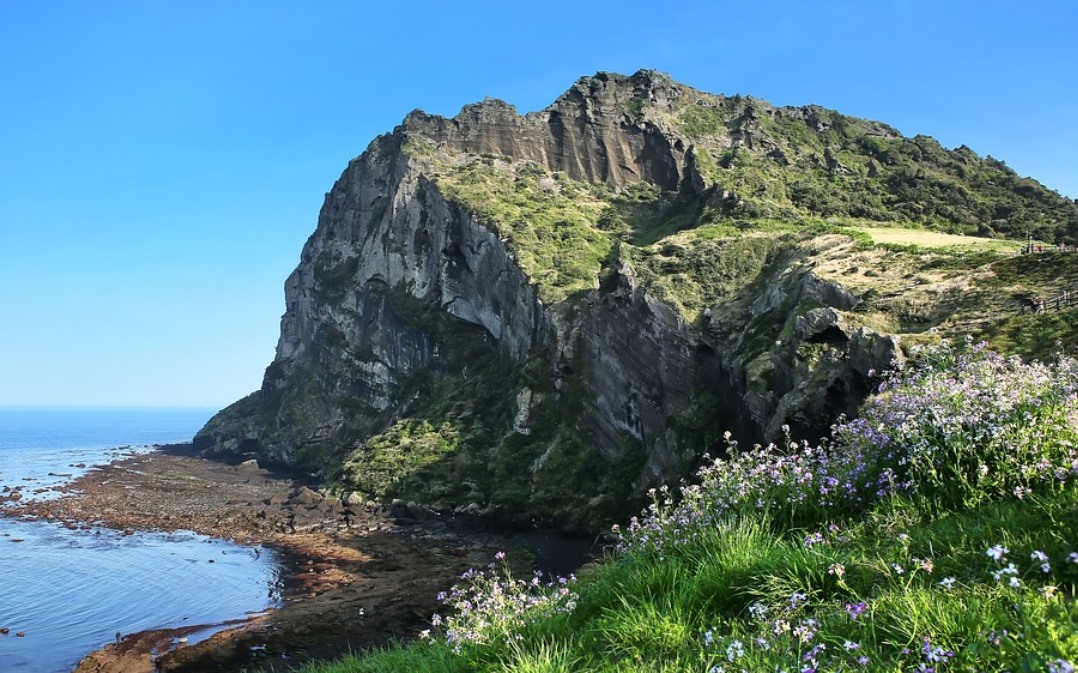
[[1018, 243, 1078, 255], [1027, 289, 1078, 314]]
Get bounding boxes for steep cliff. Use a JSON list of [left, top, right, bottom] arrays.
[[195, 70, 1078, 526]]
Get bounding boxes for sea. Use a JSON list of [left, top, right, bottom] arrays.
[[0, 407, 284, 673]]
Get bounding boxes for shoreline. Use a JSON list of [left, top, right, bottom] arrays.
[[3, 444, 584, 673]]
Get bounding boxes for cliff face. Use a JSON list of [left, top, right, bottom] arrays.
[[196, 70, 1078, 525]]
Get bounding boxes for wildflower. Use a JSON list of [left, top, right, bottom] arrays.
[[726, 639, 745, 662], [703, 629, 714, 648], [494, 551, 506, 561], [843, 640, 861, 651], [1032, 550, 1051, 573], [922, 637, 955, 663], [1048, 659, 1075, 673], [892, 563, 905, 575], [789, 591, 809, 609], [986, 545, 1009, 561], [1008, 576, 1022, 588], [845, 601, 867, 620], [793, 619, 819, 643], [418, 629, 431, 639], [939, 576, 957, 589], [991, 563, 1019, 582], [828, 563, 846, 578], [1068, 552, 1078, 565], [803, 642, 826, 663]]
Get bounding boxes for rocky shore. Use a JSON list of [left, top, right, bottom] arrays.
[[1, 445, 589, 672]]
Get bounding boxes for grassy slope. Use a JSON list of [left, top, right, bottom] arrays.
[[659, 92, 1078, 245], [329, 153, 1078, 523], [295, 345, 1078, 673], [427, 142, 1078, 352], [301, 491, 1078, 673]]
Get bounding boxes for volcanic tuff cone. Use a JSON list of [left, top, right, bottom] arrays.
[[196, 70, 1078, 526]]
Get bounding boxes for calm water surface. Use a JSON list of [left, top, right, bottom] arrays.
[[0, 408, 284, 673]]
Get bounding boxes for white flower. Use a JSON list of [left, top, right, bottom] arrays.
[[986, 545, 1009, 561], [939, 576, 957, 589], [726, 639, 745, 662]]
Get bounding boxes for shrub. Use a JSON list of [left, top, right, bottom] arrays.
[[618, 340, 1078, 554], [843, 339, 1078, 510], [424, 553, 579, 652]]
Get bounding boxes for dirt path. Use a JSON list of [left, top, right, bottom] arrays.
[[1, 446, 514, 673]]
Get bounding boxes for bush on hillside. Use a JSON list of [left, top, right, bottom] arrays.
[[618, 340, 1078, 554]]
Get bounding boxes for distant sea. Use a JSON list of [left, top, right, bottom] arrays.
[[0, 407, 283, 673]]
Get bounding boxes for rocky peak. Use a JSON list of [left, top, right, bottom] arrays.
[[397, 71, 689, 191], [195, 71, 1078, 529]]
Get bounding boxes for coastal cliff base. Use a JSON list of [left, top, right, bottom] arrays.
[[8, 446, 582, 673]]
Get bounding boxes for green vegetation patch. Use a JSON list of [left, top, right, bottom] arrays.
[[855, 226, 1028, 253], [296, 342, 1078, 673], [342, 420, 461, 498], [664, 92, 1078, 243], [626, 229, 795, 317], [434, 158, 615, 304]]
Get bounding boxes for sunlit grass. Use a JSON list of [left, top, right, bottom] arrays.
[[295, 342, 1078, 673], [854, 225, 1029, 252]]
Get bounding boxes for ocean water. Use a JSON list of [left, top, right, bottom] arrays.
[[0, 408, 284, 673]]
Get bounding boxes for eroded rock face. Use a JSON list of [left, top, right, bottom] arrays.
[[570, 260, 697, 479], [195, 71, 905, 524], [402, 70, 688, 191]]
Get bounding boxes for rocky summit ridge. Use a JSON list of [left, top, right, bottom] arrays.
[[195, 70, 1078, 527]]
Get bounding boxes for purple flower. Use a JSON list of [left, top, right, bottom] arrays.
[[986, 545, 1009, 561], [845, 601, 867, 620]]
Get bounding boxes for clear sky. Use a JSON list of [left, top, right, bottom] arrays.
[[1, 0, 1075, 409]]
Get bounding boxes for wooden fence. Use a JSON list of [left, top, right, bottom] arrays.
[[1030, 289, 1078, 313]]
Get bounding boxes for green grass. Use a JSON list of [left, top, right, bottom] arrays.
[[293, 489, 1078, 673], [853, 226, 1028, 253], [434, 158, 615, 304], [291, 345, 1078, 673], [984, 310, 1078, 361]]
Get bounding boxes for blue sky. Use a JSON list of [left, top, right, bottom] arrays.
[[1, 1, 1075, 408]]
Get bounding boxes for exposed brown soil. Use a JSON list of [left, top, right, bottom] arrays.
[[1, 446, 520, 673]]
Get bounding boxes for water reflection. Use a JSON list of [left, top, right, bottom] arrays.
[[0, 517, 282, 673]]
